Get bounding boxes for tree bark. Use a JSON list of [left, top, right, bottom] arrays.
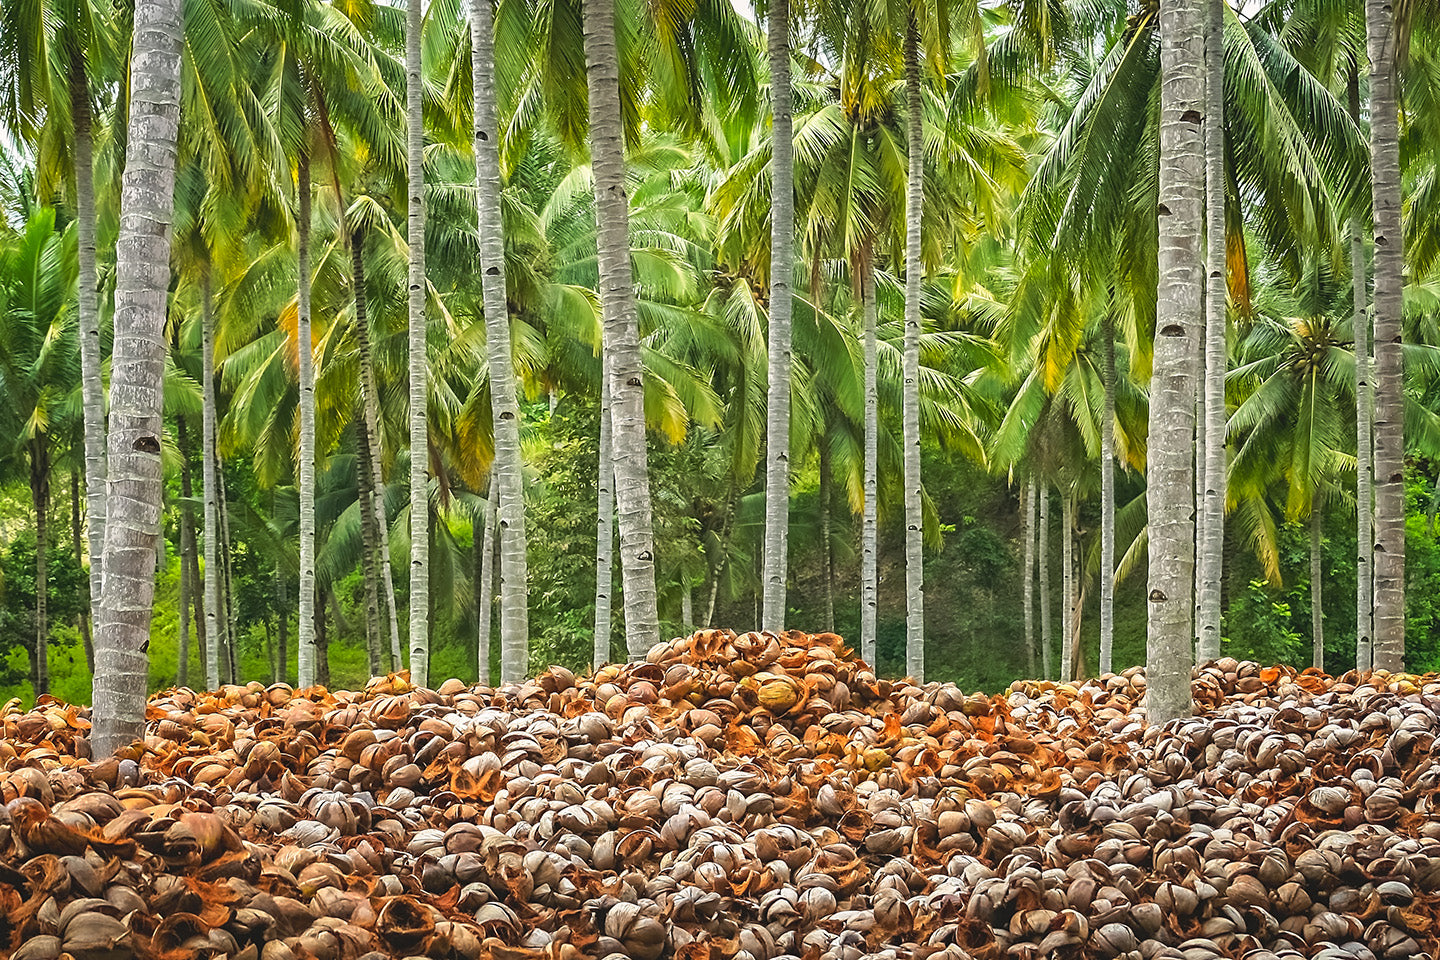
[[1023, 477, 1037, 677], [217, 458, 237, 683], [1146, 0, 1204, 723], [680, 583, 692, 631], [860, 244, 879, 668], [585, 0, 661, 659], [31, 441, 49, 696], [70, 467, 94, 673], [477, 484, 497, 682], [70, 44, 106, 633], [200, 261, 224, 691], [1197, 0, 1227, 664], [703, 482, 737, 628], [1366, 0, 1404, 672], [407, 0, 431, 687], [315, 587, 330, 688], [1351, 75, 1374, 674], [275, 565, 289, 685], [92, 0, 185, 755], [471, 0, 530, 683], [355, 415, 384, 676], [296, 152, 318, 690], [901, 15, 926, 683], [761, 0, 795, 633], [594, 365, 614, 668], [350, 228, 404, 670], [819, 432, 836, 634], [1061, 492, 1074, 682], [1311, 505, 1324, 670], [1039, 482, 1053, 680], [1100, 315, 1117, 674], [177, 416, 198, 688]]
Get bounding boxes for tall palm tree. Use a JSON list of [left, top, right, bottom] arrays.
[[902, 14, 925, 681], [761, 0, 795, 633], [93, 0, 185, 756], [1351, 75, 1372, 672], [296, 150, 319, 688], [583, 0, 661, 658], [1365, 0, 1404, 671], [407, 0, 431, 686], [470, 0, 529, 681]]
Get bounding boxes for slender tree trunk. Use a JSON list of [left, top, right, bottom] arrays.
[[201, 262, 223, 691], [1352, 75, 1374, 674], [31, 442, 49, 696], [1196, 0, 1227, 663], [296, 152, 318, 690], [407, 0, 431, 687], [315, 588, 330, 688], [1364, 5, 1405, 671], [1061, 493, 1074, 682], [1100, 316, 1117, 674], [356, 417, 384, 676], [1039, 482, 1053, 680], [217, 462, 237, 683], [70, 44, 107, 638], [680, 584, 693, 631], [190, 492, 206, 687], [471, 0, 530, 683], [275, 566, 289, 685], [477, 487, 497, 681], [901, 15, 926, 682], [351, 229, 404, 669], [1023, 478, 1037, 677], [1311, 505, 1324, 670], [1071, 584, 1088, 680], [594, 367, 615, 668], [70, 467, 94, 673], [819, 432, 836, 634], [703, 482, 737, 627], [92, 0, 184, 755], [761, 0, 795, 633], [860, 244, 879, 668], [585, 0, 661, 658], [177, 416, 198, 689], [1146, 0, 1204, 723]]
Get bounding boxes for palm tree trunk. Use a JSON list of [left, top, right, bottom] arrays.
[[355, 416, 384, 677], [680, 583, 692, 631], [92, 0, 184, 755], [70, 44, 106, 632], [1146, 0, 1204, 723], [901, 15, 926, 682], [315, 587, 330, 688], [819, 431, 836, 634], [860, 243, 880, 668], [217, 447, 238, 683], [471, 0, 530, 684], [594, 365, 615, 668], [1366, 0, 1404, 673], [1352, 75, 1373, 674], [1039, 482, 1053, 680], [477, 483, 497, 681], [1023, 477, 1037, 677], [296, 152, 318, 690], [406, 0, 431, 688], [1061, 492, 1074, 682], [70, 466, 94, 673], [275, 565, 289, 684], [201, 262, 223, 691], [703, 482, 737, 627], [177, 416, 198, 688], [761, 0, 795, 633], [1196, 0, 1227, 664], [1099, 315, 1117, 674], [350, 228, 404, 669], [1311, 505, 1324, 670], [584, 0, 660, 659], [31, 441, 49, 696]]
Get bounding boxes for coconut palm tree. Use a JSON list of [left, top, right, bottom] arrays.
[[93, 0, 185, 756]]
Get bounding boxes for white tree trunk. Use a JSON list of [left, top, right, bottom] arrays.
[[860, 248, 879, 668], [1351, 71, 1373, 674], [296, 153, 318, 690], [1062, 493, 1074, 682], [407, 0, 430, 687], [902, 16, 926, 683], [1039, 483, 1052, 680], [471, 0, 530, 683], [1099, 316, 1117, 674], [201, 264, 222, 690], [594, 363, 614, 668], [1146, 0, 1203, 723], [92, 0, 184, 755], [478, 481, 498, 683], [1196, 0, 1227, 664], [1366, 0, 1404, 672], [583, 0, 660, 658], [70, 49, 106, 632], [1023, 478, 1037, 677], [760, 0, 795, 633]]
